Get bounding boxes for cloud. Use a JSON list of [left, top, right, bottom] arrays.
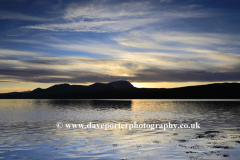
[[132, 68, 240, 82], [0, 49, 44, 57], [24, 18, 158, 33], [22, 0, 210, 32], [1, 64, 240, 84], [0, 68, 126, 83], [1, 46, 240, 84], [160, 0, 172, 3], [0, 11, 52, 21], [48, 37, 240, 72], [115, 30, 240, 48], [112, 30, 240, 71], [1, 0, 239, 85], [64, 1, 152, 20]]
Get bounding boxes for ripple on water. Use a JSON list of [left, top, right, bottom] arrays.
[[0, 99, 240, 159]]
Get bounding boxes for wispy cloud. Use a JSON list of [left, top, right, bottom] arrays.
[[24, 18, 158, 33], [48, 35, 240, 71], [1, 60, 240, 83], [22, 1, 211, 32], [115, 30, 240, 48], [0, 49, 44, 57], [160, 0, 173, 3], [1, 43, 240, 84], [1, 0, 240, 88], [0, 11, 53, 21]]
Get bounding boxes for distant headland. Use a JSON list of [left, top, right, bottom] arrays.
[[0, 80, 240, 99]]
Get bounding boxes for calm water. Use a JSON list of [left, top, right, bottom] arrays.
[[0, 99, 240, 160]]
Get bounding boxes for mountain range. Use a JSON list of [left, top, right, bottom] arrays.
[[0, 80, 240, 99]]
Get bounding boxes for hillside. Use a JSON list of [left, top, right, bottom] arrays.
[[0, 81, 239, 99]]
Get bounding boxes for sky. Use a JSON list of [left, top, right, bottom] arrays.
[[0, 0, 240, 93]]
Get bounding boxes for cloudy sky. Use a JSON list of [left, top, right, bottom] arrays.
[[0, 0, 240, 93]]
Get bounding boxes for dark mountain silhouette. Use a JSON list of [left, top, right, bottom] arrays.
[[0, 80, 240, 99], [108, 81, 134, 89]]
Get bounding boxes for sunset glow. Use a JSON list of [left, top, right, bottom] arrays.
[[0, 0, 240, 93]]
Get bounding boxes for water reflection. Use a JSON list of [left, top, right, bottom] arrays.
[[45, 99, 132, 109], [131, 101, 240, 127], [0, 99, 240, 159]]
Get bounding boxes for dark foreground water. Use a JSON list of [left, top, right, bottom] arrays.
[[0, 99, 240, 160]]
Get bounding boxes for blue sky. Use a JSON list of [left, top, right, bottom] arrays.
[[0, 0, 240, 92]]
